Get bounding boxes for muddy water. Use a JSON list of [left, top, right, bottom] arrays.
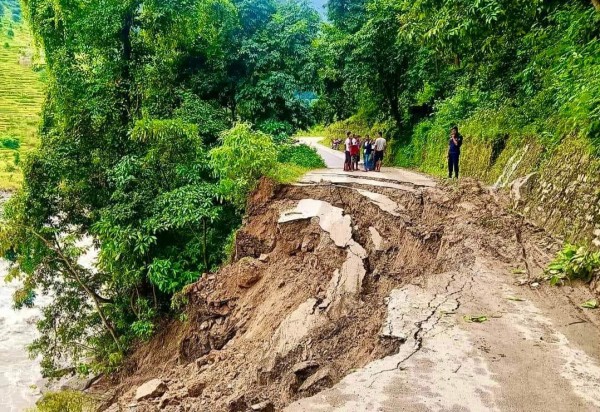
[[0, 260, 46, 411]]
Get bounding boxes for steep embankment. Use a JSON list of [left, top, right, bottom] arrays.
[[0, 4, 44, 190], [94, 171, 600, 411]]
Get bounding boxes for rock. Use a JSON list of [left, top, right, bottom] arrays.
[[292, 360, 319, 375], [187, 379, 206, 397], [298, 366, 333, 392], [510, 172, 538, 205], [135, 379, 168, 401], [258, 253, 269, 262], [250, 401, 275, 412], [238, 272, 262, 288]]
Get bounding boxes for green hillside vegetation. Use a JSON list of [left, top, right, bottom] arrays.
[[0, 2, 44, 190]]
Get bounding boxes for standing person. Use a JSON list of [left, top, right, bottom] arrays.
[[351, 135, 360, 171], [373, 131, 386, 172], [448, 126, 463, 179], [363, 135, 373, 171], [344, 131, 352, 171]]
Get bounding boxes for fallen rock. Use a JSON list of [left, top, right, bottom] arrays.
[[298, 366, 333, 392], [187, 379, 206, 397], [238, 272, 262, 288], [250, 400, 275, 411], [510, 172, 538, 205], [258, 253, 269, 262], [292, 360, 319, 375], [135, 379, 168, 401]]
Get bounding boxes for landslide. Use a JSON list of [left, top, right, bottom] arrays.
[[94, 176, 565, 411]]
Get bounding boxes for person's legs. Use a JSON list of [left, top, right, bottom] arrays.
[[449, 153, 459, 178], [364, 153, 370, 171], [454, 154, 460, 178], [344, 151, 351, 171]]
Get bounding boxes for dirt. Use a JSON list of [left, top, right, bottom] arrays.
[[92, 173, 600, 412]]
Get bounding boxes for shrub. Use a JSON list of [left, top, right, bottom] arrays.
[[278, 144, 325, 169], [257, 120, 294, 144], [546, 244, 600, 286], [0, 136, 20, 150], [210, 123, 277, 208], [27, 391, 96, 412]]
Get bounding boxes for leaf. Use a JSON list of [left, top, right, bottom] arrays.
[[511, 268, 526, 275], [581, 299, 598, 309], [506, 296, 525, 302], [463, 315, 488, 323]]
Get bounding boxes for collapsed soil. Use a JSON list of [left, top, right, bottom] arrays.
[[92, 176, 597, 411]]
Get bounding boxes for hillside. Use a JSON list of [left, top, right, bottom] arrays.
[[92, 173, 600, 411], [0, 2, 44, 190]]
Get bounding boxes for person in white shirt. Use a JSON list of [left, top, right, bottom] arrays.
[[373, 131, 387, 172], [344, 131, 352, 171]]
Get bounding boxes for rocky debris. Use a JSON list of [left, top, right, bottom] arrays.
[[292, 360, 320, 377], [357, 189, 402, 216], [369, 226, 385, 251], [298, 367, 333, 393], [510, 172, 538, 205], [186, 379, 206, 397], [250, 400, 275, 411], [99, 178, 600, 412], [135, 378, 168, 401]]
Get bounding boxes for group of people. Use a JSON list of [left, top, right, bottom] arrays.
[[333, 125, 462, 178], [343, 131, 387, 172]]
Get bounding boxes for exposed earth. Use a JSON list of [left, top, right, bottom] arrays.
[[94, 139, 600, 412]]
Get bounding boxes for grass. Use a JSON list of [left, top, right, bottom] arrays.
[[271, 162, 309, 183], [0, 12, 45, 190]]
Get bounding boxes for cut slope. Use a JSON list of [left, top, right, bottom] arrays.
[[94, 176, 600, 411]]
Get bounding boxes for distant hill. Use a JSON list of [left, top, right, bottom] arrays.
[[0, 0, 44, 190]]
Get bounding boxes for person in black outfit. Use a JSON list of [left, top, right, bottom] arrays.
[[448, 126, 463, 178]]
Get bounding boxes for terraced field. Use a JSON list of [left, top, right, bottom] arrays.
[[0, 12, 45, 190]]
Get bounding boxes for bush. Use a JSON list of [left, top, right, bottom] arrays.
[[0, 136, 20, 150], [257, 120, 294, 144], [27, 391, 96, 412], [210, 123, 277, 208], [278, 144, 325, 169], [546, 244, 600, 286]]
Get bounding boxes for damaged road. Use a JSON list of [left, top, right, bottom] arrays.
[[96, 144, 600, 412]]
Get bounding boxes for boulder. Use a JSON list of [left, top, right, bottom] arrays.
[[187, 379, 206, 397], [510, 173, 538, 205], [135, 379, 168, 401], [298, 367, 333, 392], [292, 360, 319, 375]]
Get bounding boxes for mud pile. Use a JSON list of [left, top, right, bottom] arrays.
[[94, 175, 587, 411]]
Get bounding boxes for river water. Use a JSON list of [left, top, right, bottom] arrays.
[[0, 260, 46, 411]]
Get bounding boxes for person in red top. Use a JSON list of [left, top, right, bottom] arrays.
[[350, 135, 360, 171]]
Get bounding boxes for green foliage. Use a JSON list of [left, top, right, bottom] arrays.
[[546, 244, 600, 286], [278, 144, 325, 169], [210, 123, 277, 207], [0, 135, 20, 149], [27, 391, 96, 412], [258, 119, 293, 143]]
